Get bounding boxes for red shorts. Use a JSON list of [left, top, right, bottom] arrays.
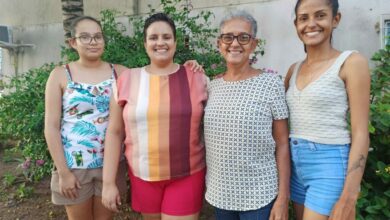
[[129, 168, 205, 216]]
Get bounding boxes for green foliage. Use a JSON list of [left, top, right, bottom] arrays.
[[2, 172, 16, 187], [15, 183, 34, 199], [61, 0, 265, 77], [0, 63, 55, 181], [356, 44, 390, 220]]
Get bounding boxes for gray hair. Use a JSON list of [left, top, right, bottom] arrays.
[[219, 10, 258, 37]]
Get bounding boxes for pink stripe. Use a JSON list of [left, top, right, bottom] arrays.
[[184, 66, 207, 174], [122, 68, 142, 176]]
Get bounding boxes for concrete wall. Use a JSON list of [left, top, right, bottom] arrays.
[[0, 0, 389, 78], [0, 0, 272, 26]]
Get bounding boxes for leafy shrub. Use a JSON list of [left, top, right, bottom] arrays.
[[0, 64, 55, 181], [2, 172, 17, 187], [15, 183, 34, 199], [356, 44, 390, 220]]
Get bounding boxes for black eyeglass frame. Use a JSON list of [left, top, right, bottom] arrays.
[[218, 33, 254, 45], [73, 34, 105, 45]]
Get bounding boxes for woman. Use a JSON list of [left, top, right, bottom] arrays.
[[44, 16, 128, 220], [101, 13, 208, 220], [285, 0, 370, 219], [204, 10, 290, 220]]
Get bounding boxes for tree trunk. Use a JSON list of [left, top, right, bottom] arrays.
[[62, 0, 84, 40]]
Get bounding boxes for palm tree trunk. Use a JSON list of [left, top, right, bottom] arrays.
[[62, 0, 84, 39]]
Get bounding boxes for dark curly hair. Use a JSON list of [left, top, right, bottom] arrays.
[[143, 13, 176, 42]]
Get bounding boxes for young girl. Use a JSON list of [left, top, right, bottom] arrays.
[[285, 1, 370, 220], [44, 16, 128, 219], [101, 13, 208, 220]]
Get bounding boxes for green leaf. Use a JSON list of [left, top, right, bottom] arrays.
[[383, 208, 390, 217], [374, 196, 388, 207], [368, 121, 376, 133], [366, 206, 380, 214], [384, 190, 390, 198], [377, 161, 387, 170]]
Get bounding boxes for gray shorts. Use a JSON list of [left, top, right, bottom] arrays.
[[51, 160, 128, 205]]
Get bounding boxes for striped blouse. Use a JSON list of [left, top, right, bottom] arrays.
[[115, 65, 208, 181]]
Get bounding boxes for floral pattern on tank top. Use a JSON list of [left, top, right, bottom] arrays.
[[61, 64, 115, 169]]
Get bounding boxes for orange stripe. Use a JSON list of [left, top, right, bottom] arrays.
[[147, 75, 160, 180]]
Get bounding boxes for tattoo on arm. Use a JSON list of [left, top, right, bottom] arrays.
[[347, 155, 367, 175]]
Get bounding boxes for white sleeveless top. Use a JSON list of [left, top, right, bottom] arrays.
[[286, 51, 355, 145]]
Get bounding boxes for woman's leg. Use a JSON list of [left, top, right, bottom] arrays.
[[93, 196, 113, 220], [293, 202, 304, 220], [162, 213, 199, 220], [142, 213, 161, 220], [65, 197, 93, 220], [303, 207, 328, 220]]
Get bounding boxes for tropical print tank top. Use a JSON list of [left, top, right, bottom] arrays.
[[61, 64, 117, 169]]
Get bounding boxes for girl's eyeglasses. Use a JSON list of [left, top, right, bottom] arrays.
[[74, 34, 104, 44]]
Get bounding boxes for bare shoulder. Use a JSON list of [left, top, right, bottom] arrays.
[[48, 65, 67, 84], [286, 63, 297, 78], [113, 64, 129, 77], [284, 62, 298, 89], [345, 52, 368, 67], [44, 65, 68, 95], [341, 52, 369, 79]]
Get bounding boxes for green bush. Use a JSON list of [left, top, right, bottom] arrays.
[[356, 44, 390, 220], [0, 63, 55, 181]]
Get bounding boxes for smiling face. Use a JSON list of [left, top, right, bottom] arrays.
[[294, 0, 340, 48], [144, 21, 177, 65], [69, 19, 105, 60], [218, 18, 258, 66]]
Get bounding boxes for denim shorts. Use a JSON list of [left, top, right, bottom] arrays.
[[289, 137, 350, 216], [214, 199, 274, 220]]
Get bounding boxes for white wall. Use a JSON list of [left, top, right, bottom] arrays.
[[1, 23, 64, 78], [1, 0, 390, 77], [177, 0, 390, 74]]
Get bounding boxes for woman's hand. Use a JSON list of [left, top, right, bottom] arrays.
[[184, 60, 204, 73], [102, 183, 121, 212], [329, 194, 357, 220], [59, 170, 81, 200], [269, 196, 289, 220]]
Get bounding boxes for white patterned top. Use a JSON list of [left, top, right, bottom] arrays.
[[204, 72, 288, 211], [286, 51, 355, 144]]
